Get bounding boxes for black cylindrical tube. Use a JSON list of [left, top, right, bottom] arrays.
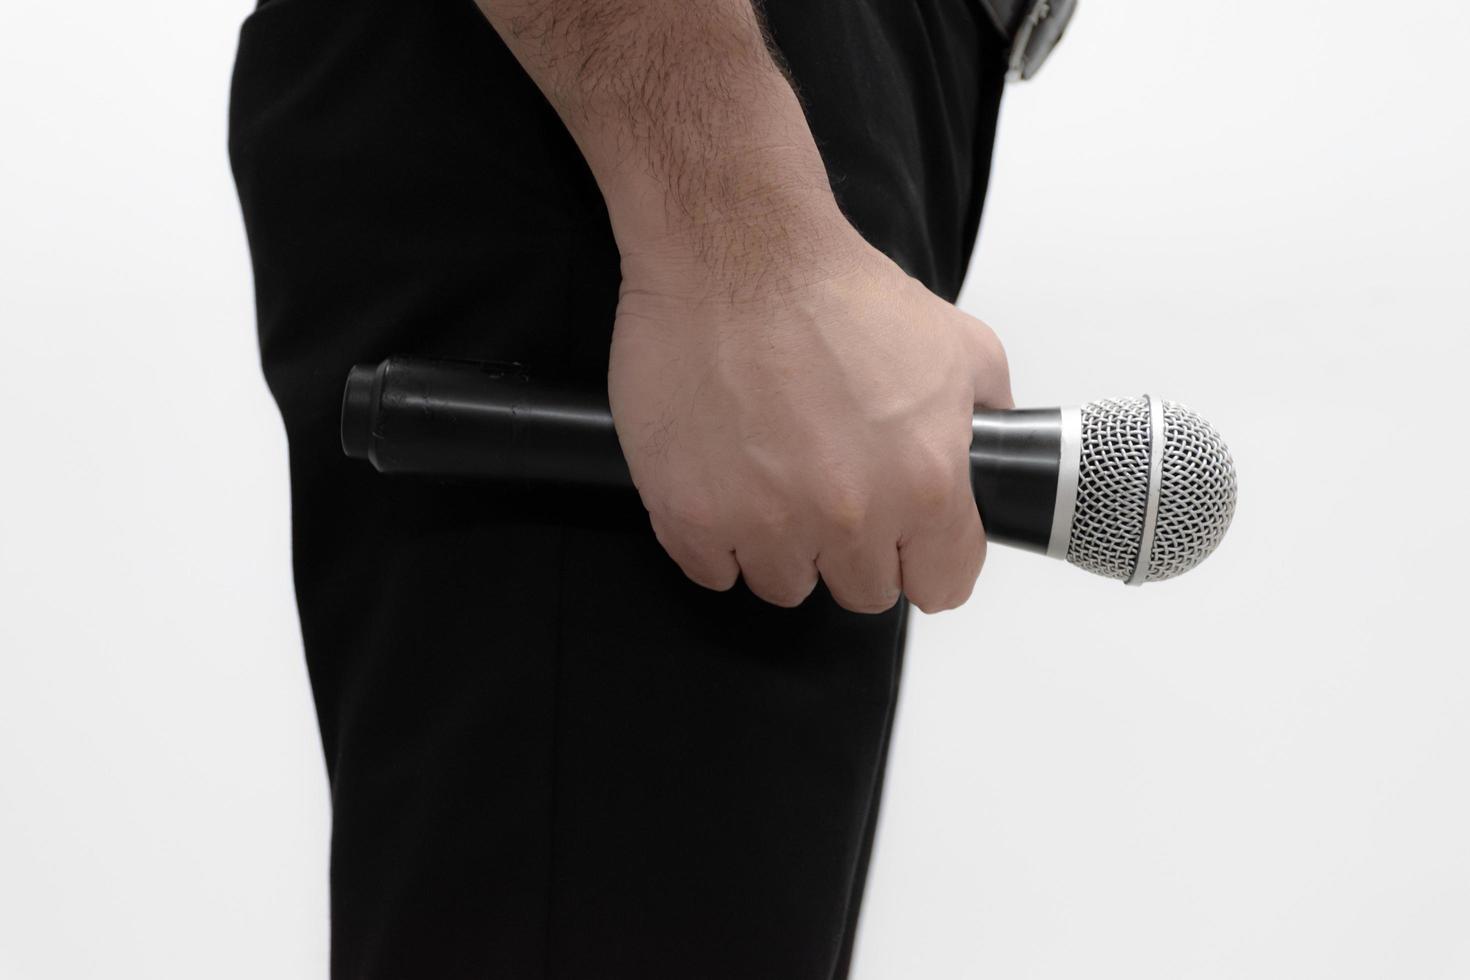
[[341, 357, 631, 487], [342, 357, 1062, 552]]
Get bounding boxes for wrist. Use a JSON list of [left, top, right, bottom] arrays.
[[609, 158, 862, 302]]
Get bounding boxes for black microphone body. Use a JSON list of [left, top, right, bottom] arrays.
[[342, 356, 1063, 555]]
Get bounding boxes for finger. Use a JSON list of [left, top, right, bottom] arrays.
[[734, 542, 820, 609], [649, 513, 740, 592], [898, 496, 986, 614], [816, 538, 903, 615]]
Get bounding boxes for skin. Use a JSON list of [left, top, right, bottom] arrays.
[[475, 0, 1013, 614]]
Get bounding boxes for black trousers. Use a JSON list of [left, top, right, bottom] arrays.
[[229, 1, 1005, 976]]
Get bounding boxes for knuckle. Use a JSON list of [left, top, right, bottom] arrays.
[[816, 485, 870, 537], [906, 452, 962, 517], [752, 500, 797, 536], [910, 479, 953, 516]]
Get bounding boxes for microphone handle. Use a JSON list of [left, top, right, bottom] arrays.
[[342, 356, 1063, 555]]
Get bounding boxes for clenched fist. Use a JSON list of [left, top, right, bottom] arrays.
[[609, 225, 1013, 614]]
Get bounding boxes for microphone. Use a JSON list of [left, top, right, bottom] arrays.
[[341, 357, 1236, 585]]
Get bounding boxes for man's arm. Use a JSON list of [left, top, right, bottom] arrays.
[[475, 0, 1013, 613]]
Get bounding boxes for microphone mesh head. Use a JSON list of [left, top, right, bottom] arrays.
[[1066, 397, 1237, 583]]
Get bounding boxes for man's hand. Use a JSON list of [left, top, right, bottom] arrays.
[[611, 225, 1011, 613], [476, 0, 1011, 612]]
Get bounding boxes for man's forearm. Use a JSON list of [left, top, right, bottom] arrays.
[[476, 0, 1012, 617], [474, 0, 848, 281]]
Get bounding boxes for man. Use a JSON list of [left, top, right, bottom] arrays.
[[229, 0, 1069, 976]]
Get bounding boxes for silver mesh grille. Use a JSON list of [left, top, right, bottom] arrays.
[[1147, 401, 1236, 581], [1066, 397, 1153, 581], [1065, 397, 1237, 583]]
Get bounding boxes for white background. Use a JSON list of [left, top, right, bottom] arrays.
[[2, 0, 1467, 977]]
